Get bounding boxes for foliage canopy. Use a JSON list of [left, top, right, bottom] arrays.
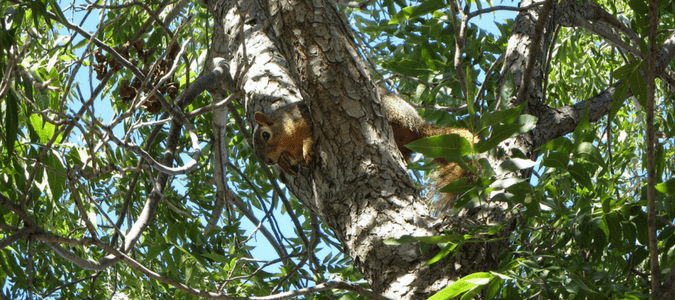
[[1, 0, 675, 299]]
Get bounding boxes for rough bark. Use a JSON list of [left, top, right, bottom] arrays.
[[258, 0, 456, 297], [203, 0, 675, 298], [528, 0, 675, 149], [204, 0, 511, 298], [496, 0, 555, 168]]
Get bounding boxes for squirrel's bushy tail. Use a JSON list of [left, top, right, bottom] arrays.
[[424, 127, 479, 214], [428, 159, 478, 214]]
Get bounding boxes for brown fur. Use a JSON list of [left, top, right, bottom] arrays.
[[253, 103, 313, 175], [379, 87, 478, 212], [252, 87, 477, 211]]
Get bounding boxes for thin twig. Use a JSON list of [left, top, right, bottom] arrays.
[[647, 0, 660, 294]]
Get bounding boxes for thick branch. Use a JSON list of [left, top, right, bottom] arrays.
[[556, 0, 642, 56], [531, 32, 675, 148]]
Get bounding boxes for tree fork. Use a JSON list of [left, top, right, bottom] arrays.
[[204, 0, 526, 298]]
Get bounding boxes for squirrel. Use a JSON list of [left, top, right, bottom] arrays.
[[252, 86, 478, 210], [253, 102, 314, 176]]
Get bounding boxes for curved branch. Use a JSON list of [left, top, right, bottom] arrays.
[[0, 227, 33, 250], [531, 31, 675, 148], [555, 0, 641, 52], [467, 2, 545, 20], [515, 0, 554, 107]]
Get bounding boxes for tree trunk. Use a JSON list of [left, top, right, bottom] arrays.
[[202, 0, 675, 298], [203, 0, 515, 298]]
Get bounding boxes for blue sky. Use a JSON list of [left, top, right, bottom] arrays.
[[21, 0, 520, 296]]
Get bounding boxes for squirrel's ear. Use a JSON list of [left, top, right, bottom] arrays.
[[254, 112, 273, 125]]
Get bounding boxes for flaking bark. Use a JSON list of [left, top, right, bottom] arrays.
[[204, 0, 513, 298], [204, 0, 675, 298]]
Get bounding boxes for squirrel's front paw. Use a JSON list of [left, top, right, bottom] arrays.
[[278, 151, 299, 175], [302, 149, 314, 166], [302, 137, 314, 167]]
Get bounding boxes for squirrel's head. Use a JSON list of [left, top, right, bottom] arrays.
[[251, 106, 311, 175], [253, 111, 282, 165]]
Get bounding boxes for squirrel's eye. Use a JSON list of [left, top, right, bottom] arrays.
[[262, 131, 271, 141]]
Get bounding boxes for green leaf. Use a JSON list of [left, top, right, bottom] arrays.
[[475, 114, 538, 153], [476, 101, 527, 134], [568, 272, 598, 294], [572, 104, 590, 142], [610, 81, 629, 122], [416, 234, 469, 244], [541, 152, 569, 170], [425, 242, 459, 266], [428, 272, 494, 300], [167, 221, 186, 244], [629, 66, 648, 108], [184, 262, 194, 283], [605, 212, 623, 250], [466, 65, 475, 120], [568, 164, 594, 191], [495, 158, 538, 174], [164, 251, 178, 276], [383, 58, 432, 77], [623, 221, 637, 249], [45, 152, 66, 201], [452, 188, 482, 208], [656, 178, 675, 194], [573, 142, 607, 169], [610, 60, 641, 79], [406, 134, 474, 159], [635, 213, 649, 246], [390, 0, 445, 24], [504, 181, 534, 205], [21, 72, 34, 103], [485, 276, 504, 299], [420, 45, 437, 71], [438, 177, 471, 194], [29, 114, 56, 144], [47, 0, 67, 24], [538, 136, 573, 154], [147, 244, 169, 261], [628, 0, 649, 15], [30, 0, 51, 29]]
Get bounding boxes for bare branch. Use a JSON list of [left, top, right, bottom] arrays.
[[531, 31, 675, 148], [647, 0, 660, 294], [42, 274, 99, 299], [0, 227, 34, 250], [477, 54, 505, 110], [449, 0, 468, 100], [67, 180, 99, 239], [516, 0, 554, 106], [555, 0, 642, 54], [575, 17, 642, 58], [466, 2, 545, 20]]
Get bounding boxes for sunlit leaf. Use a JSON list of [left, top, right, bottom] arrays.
[[475, 115, 538, 153], [428, 273, 494, 300], [406, 134, 474, 159]]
